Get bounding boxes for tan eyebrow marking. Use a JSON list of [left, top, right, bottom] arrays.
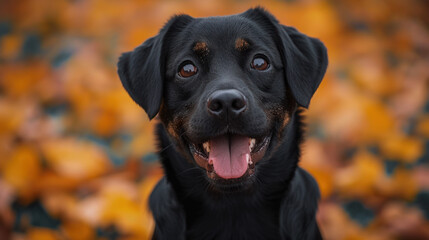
[[193, 42, 209, 56], [235, 38, 249, 51]]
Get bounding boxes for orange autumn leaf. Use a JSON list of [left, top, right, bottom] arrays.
[[335, 151, 384, 198], [1, 144, 41, 199], [0, 33, 23, 59], [137, 173, 163, 238], [300, 139, 335, 199], [0, 98, 28, 136], [307, 167, 334, 199], [36, 171, 82, 193], [349, 55, 398, 97], [129, 123, 157, 157], [0, 62, 50, 98], [318, 203, 363, 240], [74, 195, 105, 226], [41, 191, 78, 219], [416, 114, 429, 138], [380, 134, 423, 163], [98, 179, 148, 237], [61, 220, 95, 240], [376, 168, 419, 201], [27, 228, 61, 240], [361, 101, 396, 143], [40, 138, 111, 179]]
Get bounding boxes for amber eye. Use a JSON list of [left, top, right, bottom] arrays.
[[179, 62, 198, 78], [251, 56, 269, 71]]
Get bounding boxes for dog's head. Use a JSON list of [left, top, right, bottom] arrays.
[[118, 8, 327, 190]]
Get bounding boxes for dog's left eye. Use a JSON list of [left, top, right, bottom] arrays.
[[178, 62, 198, 78], [251, 56, 269, 71]]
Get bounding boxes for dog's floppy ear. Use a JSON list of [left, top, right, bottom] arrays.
[[277, 26, 328, 108], [243, 8, 328, 108], [117, 15, 193, 119]]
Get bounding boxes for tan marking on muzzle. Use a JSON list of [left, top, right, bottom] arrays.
[[281, 114, 291, 129]]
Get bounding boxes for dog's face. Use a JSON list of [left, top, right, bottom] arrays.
[[160, 14, 292, 181], [118, 8, 327, 190]]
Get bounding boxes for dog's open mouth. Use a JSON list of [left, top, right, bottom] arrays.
[[189, 134, 271, 180]]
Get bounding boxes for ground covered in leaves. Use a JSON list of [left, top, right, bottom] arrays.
[[0, 0, 428, 239]]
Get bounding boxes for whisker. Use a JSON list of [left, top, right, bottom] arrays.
[[175, 166, 200, 177], [158, 132, 186, 153]]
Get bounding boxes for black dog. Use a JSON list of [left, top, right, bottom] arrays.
[[118, 7, 327, 240]]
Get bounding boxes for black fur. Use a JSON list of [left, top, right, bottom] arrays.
[[118, 7, 327, 240]]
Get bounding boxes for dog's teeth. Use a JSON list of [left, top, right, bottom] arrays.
[[246, 154, 251, 164], [203, 142, 210, 153], [249, 138, 256, 151]]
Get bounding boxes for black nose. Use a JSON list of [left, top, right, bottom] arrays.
[[207, 89, 247, 118]]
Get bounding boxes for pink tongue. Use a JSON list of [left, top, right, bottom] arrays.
[[209, 135, 250, 179]]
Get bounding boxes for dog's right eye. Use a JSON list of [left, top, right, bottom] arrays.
[[178, 62, 198, 78], [251, 55, 270, 71]]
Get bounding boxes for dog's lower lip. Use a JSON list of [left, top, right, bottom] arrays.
[[189, 134, 271, 180]]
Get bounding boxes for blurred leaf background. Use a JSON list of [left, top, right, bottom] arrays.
[[0, 0, 428, 239]]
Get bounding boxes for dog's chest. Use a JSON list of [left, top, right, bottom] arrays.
[[185, 205, 281, 240]]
